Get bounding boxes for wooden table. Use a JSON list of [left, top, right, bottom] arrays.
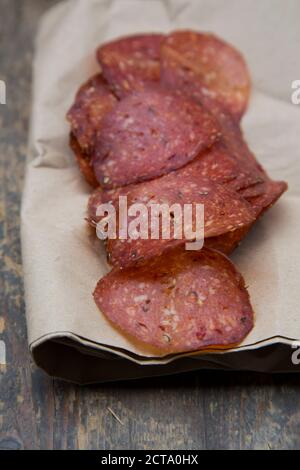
[[0, 0, 299, 450]]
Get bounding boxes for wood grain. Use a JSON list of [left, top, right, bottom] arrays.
[[0, 0, 300, 450]]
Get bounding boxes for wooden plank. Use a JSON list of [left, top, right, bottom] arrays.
[[0, 0, 300, 450]]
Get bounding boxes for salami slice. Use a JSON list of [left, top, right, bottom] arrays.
[[97, 34, 164, 98], [92, 86, 220, 188], [103, 174, 255, 268], [91, 180, 287, 264], [69, 133, 98, 188], [67, 74, 117, 154], [161, 31, 251, 120], [94, 247, 254, 353]]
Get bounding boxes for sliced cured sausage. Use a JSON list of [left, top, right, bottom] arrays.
[[93, 86, 220, 188], [94, 247, 254, 353], [90, 172, 256, 268]]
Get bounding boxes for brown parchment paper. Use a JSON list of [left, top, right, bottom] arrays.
[[21, 0, 300, 383]]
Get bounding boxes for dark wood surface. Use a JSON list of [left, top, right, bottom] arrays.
[[0, 0, 299, 450]]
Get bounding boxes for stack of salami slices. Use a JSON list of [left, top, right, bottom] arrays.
[[67, 31, 287, 354]]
